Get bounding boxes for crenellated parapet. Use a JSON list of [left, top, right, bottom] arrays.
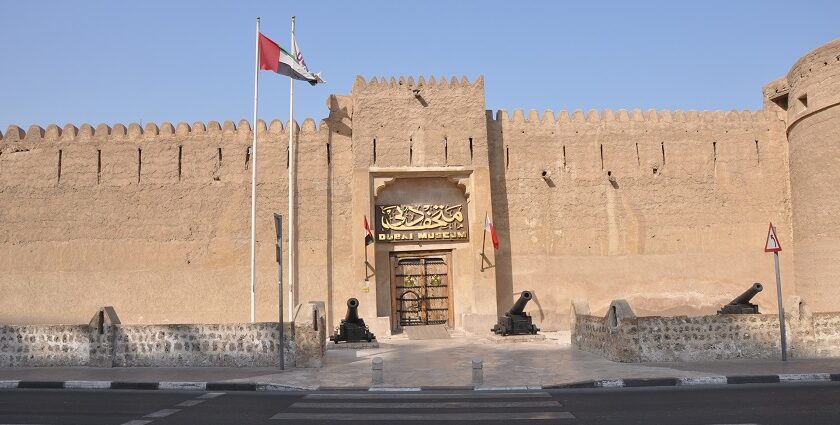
[[488, 108, 779, 128], [1, 118, 334, 144], [351, 75, 484, 94]]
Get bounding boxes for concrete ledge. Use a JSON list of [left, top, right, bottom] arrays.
[[326, 341, 380, 350], [486, 334, 546, 343]]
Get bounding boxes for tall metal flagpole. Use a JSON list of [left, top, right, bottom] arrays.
[[250, 17, 260, 323], [288, 16, 296, 321]]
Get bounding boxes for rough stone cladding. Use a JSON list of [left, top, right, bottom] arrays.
[[488, 107, 792, 330], [572, 299, 840, 362], [113, 322, 291, 367], [0, 325, 95, 367], [0, 321, 300, 367]]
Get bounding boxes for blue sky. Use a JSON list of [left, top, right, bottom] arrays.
[[1, 1, 839, 131]]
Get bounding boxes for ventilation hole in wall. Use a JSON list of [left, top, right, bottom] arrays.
[[506, 146, 510, 169], [218, 147, 223, 165], [372, 139, 377, 165], [57, 149, 62, 184], [635, 143, 640, 166], [178, 145, 183, 181], [137, 148, 142, 183], [755, 140, 760, 164], [713, 142, 717, 166], [326, 143, 331, 165], [286, 146, 290, 169], [599, 144, 604, 170], [660, 142, 666, 165], [469, 138, 474, 162], [562, 145, 566, 170], [444, 137, 448, 164], [245, 146, 251, 170], [97, 149, 102, 184]]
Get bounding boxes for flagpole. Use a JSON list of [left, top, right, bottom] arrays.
[[287, 16, 297, 321], [249, 17, 260, 323], [482, 211, 487, 254]]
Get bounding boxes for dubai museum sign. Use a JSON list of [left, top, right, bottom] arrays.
[[375, 204, 469, 242]]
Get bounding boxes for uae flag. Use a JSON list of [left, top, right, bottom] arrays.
[[364, 216, 375, 246], [485, 213, 500, 250], [258, 32, 324, 85]]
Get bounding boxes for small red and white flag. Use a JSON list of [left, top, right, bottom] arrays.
[[485, 213, 500, 250], [364, 216, 375, 246]]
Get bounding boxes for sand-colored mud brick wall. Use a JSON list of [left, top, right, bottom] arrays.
[[3, 37, 840, 332], [488, 107, 792, 330]]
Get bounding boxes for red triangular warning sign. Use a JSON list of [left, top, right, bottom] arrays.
[[765, 222, 782, 253]]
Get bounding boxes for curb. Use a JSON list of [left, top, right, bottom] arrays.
[[543, 373, 840, 389], [1, 374, 839, 393]]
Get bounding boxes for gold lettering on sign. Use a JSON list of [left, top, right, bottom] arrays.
[[375, 203, 469, 242], [379, 204, 465, 231]]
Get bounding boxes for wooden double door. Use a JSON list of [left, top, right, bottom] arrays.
[[390, 251, 454, 331]]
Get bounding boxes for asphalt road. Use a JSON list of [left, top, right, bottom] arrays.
[[1, 383, 839, 424]]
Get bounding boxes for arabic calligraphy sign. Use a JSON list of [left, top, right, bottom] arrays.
[[375, 204, 469, 242]]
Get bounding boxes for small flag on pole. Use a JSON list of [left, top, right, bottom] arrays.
[[364, 216, 375, 246], [258, 32, 324, 85], [485, 213, 500, 250]]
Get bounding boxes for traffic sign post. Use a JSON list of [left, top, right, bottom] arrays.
[[765, 222, 787, 361]]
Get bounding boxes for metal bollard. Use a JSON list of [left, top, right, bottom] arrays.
[[372, 357, 384, 385], [472, 358, 483, 386]]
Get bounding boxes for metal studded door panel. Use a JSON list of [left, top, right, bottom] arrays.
[[392, 253, 452, 329]]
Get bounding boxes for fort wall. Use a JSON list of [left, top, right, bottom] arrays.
[[488, 107, 793, 329], [6, 37, 840, 333], [783, 38, 840, 312]]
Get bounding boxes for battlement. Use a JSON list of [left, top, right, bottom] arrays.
[[488, 108, 780, 127], [351, 75, 484, 93], [0, 118, 330, 143]]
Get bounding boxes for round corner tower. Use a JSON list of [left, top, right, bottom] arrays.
[[784, 38, 840, 312]]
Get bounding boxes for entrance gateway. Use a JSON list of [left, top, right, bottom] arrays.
[[389, 251, 454, 331]]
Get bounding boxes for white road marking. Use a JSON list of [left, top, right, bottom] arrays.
[[197, 392, 225, 399], [176, 399, 205, 407], [270, 412, 575, 421], [368, 387, 421, 392], [305, 391, 551, 399], [0, 381, 19, 389], [144, 408, 180, 418], [291, 400, 562, 409]]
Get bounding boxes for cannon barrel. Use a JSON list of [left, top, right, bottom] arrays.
[[345, 298, 360, 323], [728, 283, 763, 306], [508, 291, 534, 316]]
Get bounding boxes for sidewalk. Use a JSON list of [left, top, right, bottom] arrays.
[[2, 332, 840, 390]]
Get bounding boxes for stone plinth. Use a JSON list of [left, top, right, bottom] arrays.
[[327, 341, 380, 350]]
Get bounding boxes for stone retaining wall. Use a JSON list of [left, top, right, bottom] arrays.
[[572, 297, 840, 362], [0, 306, 324, 368]]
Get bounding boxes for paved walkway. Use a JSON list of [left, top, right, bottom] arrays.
[[2, 332, 840, 389]]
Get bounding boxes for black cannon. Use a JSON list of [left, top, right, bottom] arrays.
[[330, 298, 375, 343], [718, 282, 763, 314], [492, 291, 540, 335]]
